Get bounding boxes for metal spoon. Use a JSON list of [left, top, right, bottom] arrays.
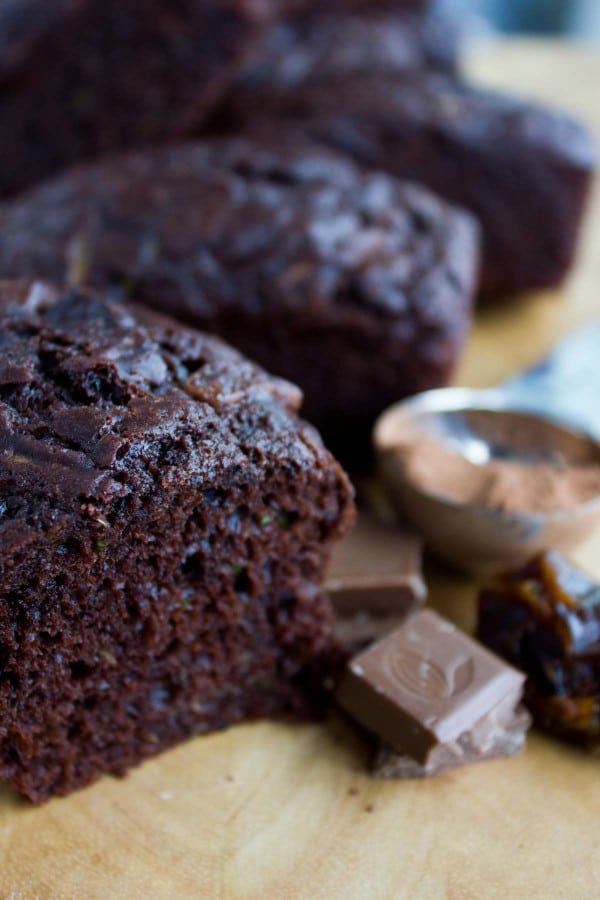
[[374, 323, 600, 574]]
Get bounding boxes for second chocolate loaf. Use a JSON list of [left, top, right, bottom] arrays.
[[220, 73, 596, 297], [0, 0, 288, 197], [236, 7, 459, 92], [0, 138, 479, 466]]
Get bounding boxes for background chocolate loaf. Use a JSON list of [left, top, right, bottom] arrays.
[[0, 138, 479, 466], [0, 0, 288, 197], [218, 73, 596, 296]]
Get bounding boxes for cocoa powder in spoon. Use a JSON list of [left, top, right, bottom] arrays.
[[394, 434, 600, 514]]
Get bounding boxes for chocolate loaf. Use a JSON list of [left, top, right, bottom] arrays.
[[0, 0, 438, 198], [237, 8, 458, 92], [0, 138, 479, 467], [0, 280, 354, 803], [0, 0, 289, 197], [288, 1, 434, 9], [222, 73, 596, 296]]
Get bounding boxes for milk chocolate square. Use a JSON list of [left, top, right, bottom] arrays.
[[326, 515, 426, 647], [337, 609, 530, 776]]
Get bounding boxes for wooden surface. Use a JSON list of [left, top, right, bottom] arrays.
[[2, 41, 600, 899]]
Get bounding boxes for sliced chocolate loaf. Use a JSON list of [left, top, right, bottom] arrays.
[[0, 280, 354, 802], [0, 138, 479, 466]]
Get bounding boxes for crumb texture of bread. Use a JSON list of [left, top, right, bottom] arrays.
[[0, 282, 354, 803]]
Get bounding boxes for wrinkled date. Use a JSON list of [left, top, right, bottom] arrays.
[[477, 551, 600, 752]]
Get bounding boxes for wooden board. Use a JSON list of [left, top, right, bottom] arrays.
[[2, 41, 600, 899]]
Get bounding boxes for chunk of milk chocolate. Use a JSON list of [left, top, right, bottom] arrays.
[[336, 609, 530, 777], [326, 515, 426, 647]]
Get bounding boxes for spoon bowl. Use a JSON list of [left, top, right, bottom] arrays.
[[374, 388, 600, 574]]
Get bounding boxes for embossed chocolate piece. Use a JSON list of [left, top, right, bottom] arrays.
[[478, 552, 600, 753], [337, 609, 530, 777], [326, 515, 426, 648]]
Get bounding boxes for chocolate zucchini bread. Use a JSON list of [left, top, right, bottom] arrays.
[[0, 0, 292, 198], [0, 138, 479, 466], [237, 8, 459, 92], [0, 280, 354, 803], [222, 73, 596, 296]]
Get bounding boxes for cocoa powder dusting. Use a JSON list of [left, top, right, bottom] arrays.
[[395, 435, 600, 513]]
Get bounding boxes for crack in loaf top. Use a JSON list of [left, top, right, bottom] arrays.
[[0, 138, 478, 323], [0, 281, 340, 518]]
